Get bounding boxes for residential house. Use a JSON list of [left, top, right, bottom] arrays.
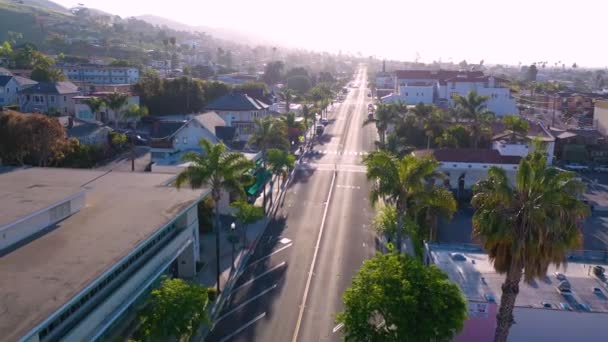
[[18, 81, 80, 115], [0, 75, 37, 107], [205, 92, 272, 142], [67, 118, 113, 146], [551, 127, 607, 163], [59, 65, 140, 85], [149, 112, 228, 165], [73, 92, 140, 124], [491, 120, 555, 164]]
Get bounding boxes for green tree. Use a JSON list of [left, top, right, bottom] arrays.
[[471, 150, 589, 342], [280, 112, 304, 143], [453, 91, 495, 148], [526, 64, 538, 82], [263, 60, 284, 85], [105, 92, 128, 128], [249, 117, 289, 211], [202, 81, 231, 103], [372, 203, 397, 237], [231, 200, 264, 246], [83, 97, 106, 122], [363, 152, 455, 254], [278, 88, 295, 113], [337, 253, 467, 342], [176, 140, 254, 292], [0, 41, 13, 58], [123, 104, 149, 171], [139, 277, 210, 340], [266, 148, 296, 186], [29, 52, 65, 82], [435, 124, 471, 148], [286, 75, 312, 94], [502, 114, 529, 134], [363, 102, 401, 147]]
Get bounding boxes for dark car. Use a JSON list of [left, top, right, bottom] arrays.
[[127, 133, 148, 146]]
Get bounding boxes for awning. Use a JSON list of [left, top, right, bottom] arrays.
[[246, 168, 272, 196]]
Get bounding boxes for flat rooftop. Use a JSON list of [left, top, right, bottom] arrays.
[[0, 168, 207, 341], [428, 244, 608, 313]]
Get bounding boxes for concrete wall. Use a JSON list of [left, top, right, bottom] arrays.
[[0, 192, 85, 252], [438, 162, 518, 189], [397, 85, 434, 104], [63, 209, 200, 341]]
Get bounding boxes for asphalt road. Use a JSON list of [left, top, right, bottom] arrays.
[[207, 66, 377, 342]]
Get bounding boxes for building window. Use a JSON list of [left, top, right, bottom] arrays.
[[64, 96, 67, 101], [50, 96, 55, 103], [183, 137, 187, 144]]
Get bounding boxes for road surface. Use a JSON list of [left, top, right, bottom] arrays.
[[206, 66, 377, 342]]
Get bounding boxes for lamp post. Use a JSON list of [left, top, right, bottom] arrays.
[[228, 222, 238, 271]]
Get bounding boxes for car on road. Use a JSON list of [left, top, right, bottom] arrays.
[[594, 165, 608, 173], [564, 163, 590, 172], [321, 117, 329, 125], [316, 124, 324, 135], [367, 112, 374, 120]]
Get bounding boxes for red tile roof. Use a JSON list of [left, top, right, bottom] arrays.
[[414, 148, 521, 165]]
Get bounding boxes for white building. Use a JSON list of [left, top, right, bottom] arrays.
[[386, 70, 517, 116], [0, 74, 37, 106], [594, 100, 608, 135], [149, 112, 228, 165], [375, 71, 394, 89], [205, 92, 272, 142], [0, 168, 207, 342], [60, 65, 140, 85], [426, 243, 608, 342]]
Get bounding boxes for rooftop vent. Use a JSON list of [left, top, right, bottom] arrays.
[[451, 253, 466, 261]]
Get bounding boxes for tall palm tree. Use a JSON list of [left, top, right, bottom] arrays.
[[249, 117, 289, 212], [279, 89, 295, 114], [363, 102, 400, 147], [280, 112, 304, 145], [301, 102, 313, 143], [453, 91, 495, 149], [266, 148, 296, 186], [83, 97, 106, 122], [105, 92, 129, 129], [471, 150, 589, 342], [363, 151, 455, 253], [123, 104, 149, 171], [175, 140, 254, 293]]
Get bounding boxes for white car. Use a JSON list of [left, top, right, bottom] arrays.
[[594, 165, 608, 173], [321, 118, 329, 125], [564, 163, 590, 172]]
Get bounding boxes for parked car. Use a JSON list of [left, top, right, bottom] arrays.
[[321, 117, 329, 125], [594, 165, 608, 173], [564, 163, 590, 172], [316, 124, 325, 135], [126, 133, 148, 146], [368, 112, 374, 120]]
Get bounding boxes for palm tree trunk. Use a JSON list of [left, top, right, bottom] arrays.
[[395, 211, 404, 253], [213, 196, 221, 293], [494, 264, 523, 342]]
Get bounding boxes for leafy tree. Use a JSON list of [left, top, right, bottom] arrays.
[[0, 41, 13, 58], [526, 64, 538, 82], [83, 97, 106, 121], [266, 148, 296, 186], [139, 277, 210, 340], [363, 152, 455, 254], [278, 89, 295, 113], [287, 75, 312, 94], [285, 66, 309, 79], [453, 91, 495, 148], [202, 81, 230, 103], [471, 150, 589, 342], [435, 124, 471, 148], [231, 200, 264, 246], [249, 117, 289, 211], [134, 74, 206, 115], [337, 253, 467, 342], [191, 64, 215, 79], [372, 203, 397, 237], [263, 60, 284, 85], [29, 52, 65, 82], [502, 115, 529, 134], [318, 71, 335, 84], [280, 112, 304, 143], [175, 140, 254, 292]]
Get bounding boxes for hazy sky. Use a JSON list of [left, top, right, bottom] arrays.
[[54, 0, 606, 67]]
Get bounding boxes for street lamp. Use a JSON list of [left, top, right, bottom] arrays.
[[228, 222, 238, 271]]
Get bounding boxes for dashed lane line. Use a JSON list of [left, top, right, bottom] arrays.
[[218, 312, 267, 342], [231, 262, 286, 293], [215, 284, 277, 324]]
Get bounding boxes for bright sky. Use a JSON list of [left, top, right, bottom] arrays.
[[54, 0, 607, 67]]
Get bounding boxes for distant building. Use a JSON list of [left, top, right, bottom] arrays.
[[205, 92, 272, 142], [381, 70, 517, 116], [426, 243, 608, 342], [18, 81, 80, 115], [60, 65, 140, 85], [73, 92, 140, 124], [149, 111, 229, 165], [216, 73, 259, 86], [0, 74, 37, 106], [594, 100, 608, 135], [67, 118, 113, 146], [0, 168, 207, 342]]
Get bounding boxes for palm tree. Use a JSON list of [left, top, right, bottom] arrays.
[[301, 102, 313, 143], [279, 89, 295, 114], [471, 150, 589, 342], [267, 148, 296, 187], [83, 97, 106, 122], [105, 92, 129, 129], [280, 112, 304, 145], [363, 103, 400, 147], [249, 117, 289, 212], [363, 151, 455, 254], [453, 91, 495, 149], [409, 103, 448, 149], [123, 104, 149, 171], [176, 140, 254, 293]]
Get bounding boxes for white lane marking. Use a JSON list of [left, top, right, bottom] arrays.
[[232, 262, 287, 293], [248, 243, 293, 268], [216, 284, 277, 323], [292, 167, 337, 342], [333, 322, 344, 333], [280, 237, 292, 244], [218, 312, 267, 342]]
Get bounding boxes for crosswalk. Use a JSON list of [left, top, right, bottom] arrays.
[[309, 150, 369, 156]]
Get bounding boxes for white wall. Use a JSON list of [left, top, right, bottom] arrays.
[[447, 81, 517, 116], [594, 101, 608, 135], [0, 78, 19, 105], [509, 308, 608, 342], [398, 85, 434, 104], [438, 162, 518, 189], [174, 120, 218, 150]]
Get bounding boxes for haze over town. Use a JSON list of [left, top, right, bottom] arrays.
[[55, 0, 607, 67]]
